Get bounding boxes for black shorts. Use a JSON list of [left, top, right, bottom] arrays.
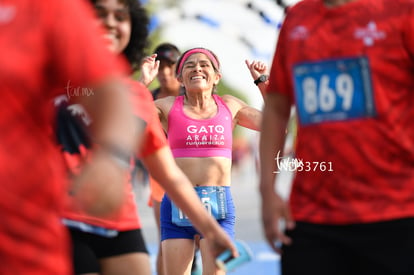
[[282, 218, 414, 275], [69, 228, 148, 274]]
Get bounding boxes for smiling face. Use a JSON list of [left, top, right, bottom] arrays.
[[178, 53, 221, 93], [94, 0, 131, 54]]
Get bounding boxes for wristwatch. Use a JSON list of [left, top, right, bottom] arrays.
[[254, 75, 268, 86]]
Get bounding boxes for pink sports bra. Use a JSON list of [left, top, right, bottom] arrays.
[[167, 95, 233, 158]]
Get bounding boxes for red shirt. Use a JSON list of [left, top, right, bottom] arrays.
[[0, 0, 126, 274], [267, 0, 414, 224], [61, 80, 168, 230], [130, 81, 168, 159]]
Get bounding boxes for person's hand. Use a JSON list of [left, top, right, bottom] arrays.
[[245, 59, 267, 81], [245, 59, 268, 99], [70, 149, 128, 217], [203, 223, 239, 259], [261, 190, 295, 253], [139, 54, 159, 86]]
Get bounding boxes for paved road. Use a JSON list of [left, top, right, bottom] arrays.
[[135, 155, 293, 275]]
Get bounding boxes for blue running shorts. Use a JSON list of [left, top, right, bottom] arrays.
[[160, 186, 235, 241]]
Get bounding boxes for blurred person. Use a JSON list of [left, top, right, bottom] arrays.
[[58, 0, 152, 274], [141, 42, 183, 218], [57, 1, 238, 275], [0, 0, 141, 274], [231, 136, 252, 171], [259, 0, 414, 275], [154, 47, 268, 275], [141, 42, 184, 98]]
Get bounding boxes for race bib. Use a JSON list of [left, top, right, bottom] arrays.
[[171, 186, 227, 227], [292, 56, 376, 126]]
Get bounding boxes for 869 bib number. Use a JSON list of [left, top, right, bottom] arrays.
[[293, 57, 376, 125]]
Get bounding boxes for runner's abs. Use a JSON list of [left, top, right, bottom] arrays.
[[175, 157, 232, 186]]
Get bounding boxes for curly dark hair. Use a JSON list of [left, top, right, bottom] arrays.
[[90, 0, 149, 70]]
